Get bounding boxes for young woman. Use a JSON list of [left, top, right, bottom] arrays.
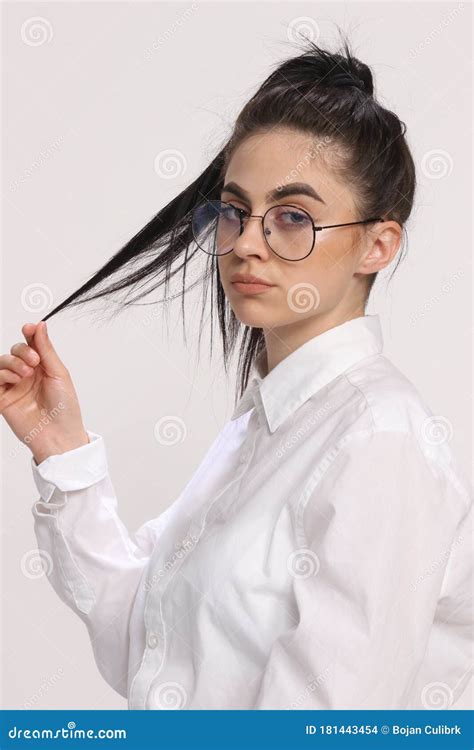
[[1, 35, 472, 710]]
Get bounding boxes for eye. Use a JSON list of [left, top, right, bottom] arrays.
[[271, 206, 313, 228], [225, 202, 247, 216], [220, 203, 244, 221]]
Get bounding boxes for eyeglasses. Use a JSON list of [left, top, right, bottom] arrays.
[[191, 200, 384, 262]]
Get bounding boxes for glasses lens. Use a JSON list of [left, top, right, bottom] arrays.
[[264, 205, 314, 260], [191, 201, 315, 259], [192, 200, 240, 256]]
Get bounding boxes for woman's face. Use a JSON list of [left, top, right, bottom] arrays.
[[217, 128, 393, 330]]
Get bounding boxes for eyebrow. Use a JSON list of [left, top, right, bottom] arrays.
[[221, 181, 326, 206]]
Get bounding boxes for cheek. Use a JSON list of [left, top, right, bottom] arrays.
[[217, 256, 230, 285], [281, 242, 352, 314], [281, 259, 324, 315], [308, 233, 357, 283], [317, 229, 361, 274], [282, 247, 327, 289], [217, 255, 228, 288]]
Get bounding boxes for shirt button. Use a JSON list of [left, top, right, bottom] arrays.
[[147, 633, 160, 649]]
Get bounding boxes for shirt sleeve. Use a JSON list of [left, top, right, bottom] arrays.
[[30, 429, 170, 699], [406, 497, 473, 708], [252, 428, 473, 710]]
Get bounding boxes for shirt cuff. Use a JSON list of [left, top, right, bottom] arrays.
[[31, 430, 109, 502]]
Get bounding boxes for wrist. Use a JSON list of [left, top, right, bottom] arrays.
[[32, 431, 90, 465]]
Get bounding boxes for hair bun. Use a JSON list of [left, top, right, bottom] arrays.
[[330, 66, 373, 96], [354, 64, 374, 96]]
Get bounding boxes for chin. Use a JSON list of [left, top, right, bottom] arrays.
[[228, 301, 281, 329]]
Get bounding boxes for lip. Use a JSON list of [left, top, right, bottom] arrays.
[[231, 272, 275, 285], [232, 281, 275, 295], [230, 272, 276, 295]]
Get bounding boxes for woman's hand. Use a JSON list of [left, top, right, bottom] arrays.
[[0, 321, 90, 464]]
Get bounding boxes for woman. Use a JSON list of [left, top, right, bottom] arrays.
[[1, 34, 472, 710]]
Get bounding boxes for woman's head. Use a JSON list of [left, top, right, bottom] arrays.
[[217, 126, 400, 332], [216, 33, 413, 335], [41, 30, 416, 401]]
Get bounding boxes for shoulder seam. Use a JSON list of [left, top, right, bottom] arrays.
[[294, 428, 410, 547], [343, 371, 377, 431], [294, 427, 471, 548]]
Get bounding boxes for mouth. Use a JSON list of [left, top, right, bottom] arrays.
[[230, 273, 276, 295], [231, 280, 276, 295]]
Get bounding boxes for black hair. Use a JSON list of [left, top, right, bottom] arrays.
[[40, 29, 416, 404]]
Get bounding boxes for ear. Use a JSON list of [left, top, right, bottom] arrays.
[[356, 221, 402, 276]]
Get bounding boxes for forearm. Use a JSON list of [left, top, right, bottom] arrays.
[[31, 429, 155, 697]]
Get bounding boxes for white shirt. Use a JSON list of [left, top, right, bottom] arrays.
[[30, 314, 473, 710]]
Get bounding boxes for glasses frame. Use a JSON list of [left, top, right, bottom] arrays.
[[192, 199, 384, 262]]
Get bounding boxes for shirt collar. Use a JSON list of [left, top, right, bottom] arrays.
[[230, 314, 383, 433]]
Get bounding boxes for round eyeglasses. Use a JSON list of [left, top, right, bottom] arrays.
[[191, 200, 384, 262]]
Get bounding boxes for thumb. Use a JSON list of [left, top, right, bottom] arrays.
[[31, 321, 68, 378]]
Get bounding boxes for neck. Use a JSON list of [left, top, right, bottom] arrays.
[[262, 306, 366, 375]]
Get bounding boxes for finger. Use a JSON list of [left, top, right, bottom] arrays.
[[9, 343, 40, 368], [0, 354, 35, 377], [31, 321, 67, 378], [22, 323, 39, 350], [0, 369, 22, 386]]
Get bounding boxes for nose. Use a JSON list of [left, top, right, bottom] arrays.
[[231, 215, 272, 261]]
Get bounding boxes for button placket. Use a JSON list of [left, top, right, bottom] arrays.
[[147, 632, 161, 649], [238, 405, 259, 466], [136, 404, 262, 709]]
